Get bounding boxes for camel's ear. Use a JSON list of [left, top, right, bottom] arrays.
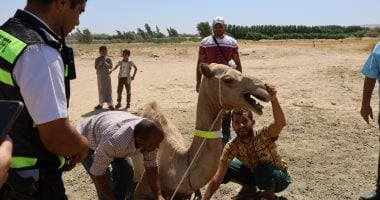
[[200, 63, 213, 78]]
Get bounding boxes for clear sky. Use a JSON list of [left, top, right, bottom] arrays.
[[1, 0, 379, 35]]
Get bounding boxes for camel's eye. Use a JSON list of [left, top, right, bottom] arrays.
[[222, 76, 234, 84]]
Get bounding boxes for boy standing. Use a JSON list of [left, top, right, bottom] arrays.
[[111, 49, 137, 109], [95, 46, 114, 110]]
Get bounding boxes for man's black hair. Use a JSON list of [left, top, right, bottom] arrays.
[[27, 0, 87, 9], [122, 49, 131, 56], [134, 119, 164, 140], [231, 109, 253, 120], [99, 46, 107, 52]]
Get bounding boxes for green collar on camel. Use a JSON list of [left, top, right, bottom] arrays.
[[193, 130, 222, 139]]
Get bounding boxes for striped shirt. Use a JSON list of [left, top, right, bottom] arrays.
[[221, 126, 288, 173], [77, 111, 158, 176], [199, 35, 238, 65]]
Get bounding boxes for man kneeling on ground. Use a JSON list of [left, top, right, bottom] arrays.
[[77, 111, 165, 200], [203, 84, 291, 200]]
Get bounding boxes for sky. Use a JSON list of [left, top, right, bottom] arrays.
[[0, 0, 379, 35]]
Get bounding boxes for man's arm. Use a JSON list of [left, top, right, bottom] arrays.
[[203, 159, 230, 200], [38, 118, 89, 161], [0, 136, 12, 187], [110, 62, 120, 74], [145, 166, 165, 200], [361, 77, 377, 124], [93, 174, 116, 200], [196, 53, 206, 93], [232, 53, 242, 72], [104, 58, 113, 70], [132, 64, 137, 80], [266, 84, 286, 137]]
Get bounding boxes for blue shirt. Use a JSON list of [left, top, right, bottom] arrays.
[[362, 42, 380, 107]]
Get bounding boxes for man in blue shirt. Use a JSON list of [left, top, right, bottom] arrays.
[[360, 41, 380, 200]]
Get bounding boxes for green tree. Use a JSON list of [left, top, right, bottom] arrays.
[[74, 28, 93, 43], [167, 27, 179, 37], [137, 28, 147, 40], [154, 25, 165, 38], [197, 22, 211, 38], [246, 32, 267, 41], [144, 23, 153, 38]]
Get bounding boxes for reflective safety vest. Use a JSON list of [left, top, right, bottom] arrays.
[[0, 10, 68, 170]]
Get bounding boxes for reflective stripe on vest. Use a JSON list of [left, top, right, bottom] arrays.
[[64, 64, 68, 77], [0, 29, 27, 64], [11, 156, 66, 169], [0, 67, 14, 86], [11, 157, 37, 169]]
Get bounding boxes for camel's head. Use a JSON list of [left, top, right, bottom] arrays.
[[199, 63, 270, 115]]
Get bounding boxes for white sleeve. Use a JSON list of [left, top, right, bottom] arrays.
[[13, 44, 68, 124]]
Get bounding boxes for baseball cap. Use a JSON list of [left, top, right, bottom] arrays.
[[212, 16, 225, 26]]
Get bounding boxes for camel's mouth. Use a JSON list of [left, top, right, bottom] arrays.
[[244, 93, 264, 114]]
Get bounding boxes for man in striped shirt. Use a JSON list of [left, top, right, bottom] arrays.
[[77, 111, 165, 200], [196, 16, 243, 147]]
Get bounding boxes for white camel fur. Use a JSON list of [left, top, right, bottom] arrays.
[[133, 63, 271, 199]]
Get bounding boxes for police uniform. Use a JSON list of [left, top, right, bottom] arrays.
[[0, 9, 74, 200]]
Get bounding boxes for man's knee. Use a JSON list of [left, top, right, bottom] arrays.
[[253, 163, 290, 192], [223, 160, 255, 185]]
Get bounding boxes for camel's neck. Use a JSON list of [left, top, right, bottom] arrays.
[[185, 89, 223, 189], [195, 91, 222, 131]]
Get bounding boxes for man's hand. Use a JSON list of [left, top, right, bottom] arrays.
[[265, 83, 277, 101], [196, 82, 200, 93], [0, 136, 12, 187], [361, 77, 376, 124], [62, 147, 88, 172], [361, 104, 373, 124]]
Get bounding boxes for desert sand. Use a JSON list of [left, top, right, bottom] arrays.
[[62, 38, 380, 200]]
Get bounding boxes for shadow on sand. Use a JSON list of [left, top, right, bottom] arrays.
[[81, 108, 139, 118], [81, 109, 107, 118]]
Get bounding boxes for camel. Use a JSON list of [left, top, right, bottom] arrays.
[[133, 63, 271, 199]]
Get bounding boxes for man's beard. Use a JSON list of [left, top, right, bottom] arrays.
[[213, 31, 224, 37], [237, 130, 253, 140]]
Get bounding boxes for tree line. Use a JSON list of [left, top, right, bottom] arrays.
[[70, 22, 380, 44]]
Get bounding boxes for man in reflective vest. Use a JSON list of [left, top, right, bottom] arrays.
[[0, 0, 89, 199]]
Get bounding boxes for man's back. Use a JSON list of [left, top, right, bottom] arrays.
[[78, 111, 143, 150]]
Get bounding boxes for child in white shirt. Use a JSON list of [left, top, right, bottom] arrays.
[[110, 49, 137, 109]]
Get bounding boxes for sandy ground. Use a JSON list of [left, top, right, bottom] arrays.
[[62, 38, 380, 200]]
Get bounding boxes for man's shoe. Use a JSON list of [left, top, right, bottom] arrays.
[[232, 186, 259, 200], [115, 103, 121, 109], [94, 105, 102, 110], [126, 103, 130, 109], [108, 105, 115, 110], [359, 190, 378, 200]]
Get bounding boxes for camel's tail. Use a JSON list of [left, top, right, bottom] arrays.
[[142, 101, 168, 126]]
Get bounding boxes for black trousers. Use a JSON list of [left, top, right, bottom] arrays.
[[116, 77, 131, 104], [0, 169, 67, 200]]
